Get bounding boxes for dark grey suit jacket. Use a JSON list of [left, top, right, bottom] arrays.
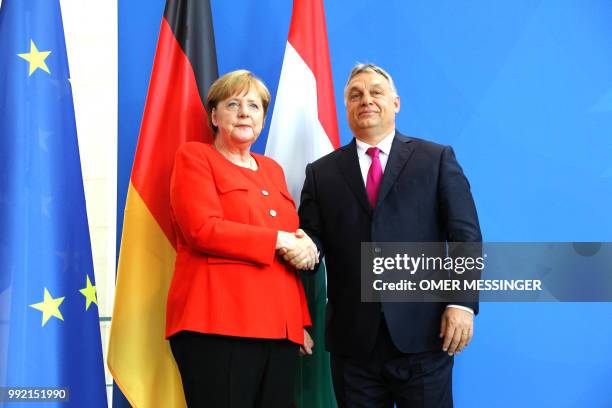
[[299, 131, 482, 356]]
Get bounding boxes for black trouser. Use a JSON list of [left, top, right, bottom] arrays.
[[331, 319, 454, 408], [170, 331, 299, 408]]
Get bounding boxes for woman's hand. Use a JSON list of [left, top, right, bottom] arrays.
[[300, 329, 314, 356], [276, 231, 297, 250], [277, 230, 319, 270]]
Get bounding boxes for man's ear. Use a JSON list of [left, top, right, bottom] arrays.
[[394, 95, 400, 113]]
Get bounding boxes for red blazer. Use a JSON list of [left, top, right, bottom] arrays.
[[165, 142, 311, 345]]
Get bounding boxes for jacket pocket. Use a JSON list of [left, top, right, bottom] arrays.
[[207, 255, 257, 266], [216, 182, 250, 223]]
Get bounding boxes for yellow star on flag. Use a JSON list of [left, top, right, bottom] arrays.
[[17, 40, 51, 76], [79, 275, 98, 311], [29, 288, 65, 326]]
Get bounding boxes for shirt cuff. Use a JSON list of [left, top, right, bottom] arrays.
[[446, 304, 474, 314]]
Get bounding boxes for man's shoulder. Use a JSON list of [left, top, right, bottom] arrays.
[[396, 132, 449, 154], [307, 132, 452, 169], [309, 144, 347, 169]]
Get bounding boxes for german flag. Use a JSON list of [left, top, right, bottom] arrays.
[[107, 1, 217, 406]]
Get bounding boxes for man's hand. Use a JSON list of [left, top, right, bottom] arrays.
[[300, 329, 314, 356], [277, 229, 319, 270], [440, 307, 474, 356]]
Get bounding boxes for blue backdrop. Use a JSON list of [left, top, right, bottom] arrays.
[[118, 1, 612, 406]]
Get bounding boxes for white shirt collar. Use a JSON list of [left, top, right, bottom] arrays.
[[355, 131, 395, 157]]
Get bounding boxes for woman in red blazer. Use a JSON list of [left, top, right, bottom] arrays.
[[166, 70, 318, 408]]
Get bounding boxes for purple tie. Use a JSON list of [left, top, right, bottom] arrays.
[[366, 147, 383, 207]]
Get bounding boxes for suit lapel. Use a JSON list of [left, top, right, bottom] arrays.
[[338, 139, 373, 217], [377, 132, 415, 207]]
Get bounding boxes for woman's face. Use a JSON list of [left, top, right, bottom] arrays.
[[212, 86, 265, 147]]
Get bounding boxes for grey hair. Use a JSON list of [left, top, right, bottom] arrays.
[[343, 63, 398, 103]]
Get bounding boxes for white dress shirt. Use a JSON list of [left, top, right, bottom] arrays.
[[354, 133, 474, 315]]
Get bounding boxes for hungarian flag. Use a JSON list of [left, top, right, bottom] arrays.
[[107, 0, 217, 406], [265, 0, 339, 406]]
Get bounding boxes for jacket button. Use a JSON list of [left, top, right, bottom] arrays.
[[269, 209, 277, 217], [261, 189, 269, 196]]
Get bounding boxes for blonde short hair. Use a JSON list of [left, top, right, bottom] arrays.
[[205, 70, 271, 134], [343, 63, 398, 103]]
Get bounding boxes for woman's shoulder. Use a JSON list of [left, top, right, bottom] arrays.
[[252, 152, 285, 175], [252, 154, 292, 192], [175, 142, 222, 164], [177, 141, 214, 155]]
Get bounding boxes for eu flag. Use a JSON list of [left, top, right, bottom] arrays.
[[0, 0, 108, 406]]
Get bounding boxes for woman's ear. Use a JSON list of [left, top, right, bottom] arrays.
[[211, 108, 218, 127]]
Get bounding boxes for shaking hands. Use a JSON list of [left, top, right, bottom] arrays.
[[276, 229, 319, 270]]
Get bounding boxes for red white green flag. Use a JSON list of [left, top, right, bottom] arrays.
[[266, 0, 339, 406]]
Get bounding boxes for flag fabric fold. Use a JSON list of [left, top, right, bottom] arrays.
[[265, 0, 339, 406], [107, 0, 217, 406], [0, 0, 107, 406]]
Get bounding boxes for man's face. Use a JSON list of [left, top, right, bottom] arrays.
[[345, 71, 400, 140]]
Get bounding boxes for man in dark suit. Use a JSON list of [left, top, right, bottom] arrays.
[[296, 64, 482, 407]]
